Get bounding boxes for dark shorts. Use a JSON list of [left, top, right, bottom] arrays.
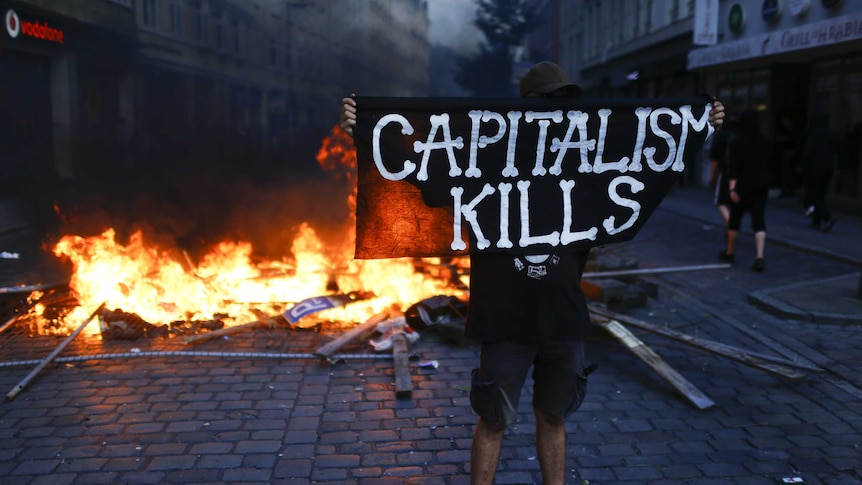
[[728, 190, 768, 232], [470, 340, 592, 427]]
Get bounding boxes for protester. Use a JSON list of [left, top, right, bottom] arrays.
[[339, 62, 725, 484], [708, 111, 740, 225], [799, 113, 840, 232], [721, 109, 772, 271]]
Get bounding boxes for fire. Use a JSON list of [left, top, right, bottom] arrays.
[[52, 225, 464, 335], [44, 126, 468, 338]]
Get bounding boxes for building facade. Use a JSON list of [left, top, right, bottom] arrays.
[[688, 0, 862, 204], [546, 0, 861, 206], [553, 0, 706, 185], [0, 0, 136, 190], [558, 0, 699, 99], [0, 0, 430, 193]]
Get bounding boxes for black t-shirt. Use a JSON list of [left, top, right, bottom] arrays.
[[465, 249, 592, 344], [727, 132, 772, 193]]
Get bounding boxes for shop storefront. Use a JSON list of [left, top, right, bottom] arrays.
[[689, 7, 862, 204], [0, 1, 135, 190], [0, 5, 60, 191]]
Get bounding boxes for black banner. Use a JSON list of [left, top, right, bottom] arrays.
[[353, 96, 715, 259]]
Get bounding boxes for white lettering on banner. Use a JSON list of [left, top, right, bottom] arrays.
[[414, 114, 464, 181], [466, 110, 507, 178], [552, 110, 594, 175], [503, 111, 522, 177], [517, 180, 561, 247], [602, 176, 645, 235], [496, 182, 514, 248], [525, 110, 564, 176], [450, 184, 496, 251], [370, 103, 713, 251], [372, 114, 415, 180], [372, 103, 712, 180], [590, 109, 620, 174], [645, 108, 680, 172], [677, 105, 715, 171], [448, 174, 635, 251], [559, 179, 599, 245]]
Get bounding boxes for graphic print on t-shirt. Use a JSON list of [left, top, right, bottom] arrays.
[[513, 254, 560, 280]]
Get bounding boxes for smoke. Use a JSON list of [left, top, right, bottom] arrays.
[[428, 0, 482, 55], [47, 131, 356, 267], [40, 2, 485, 264]]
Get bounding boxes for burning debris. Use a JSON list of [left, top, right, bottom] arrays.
[[21, 125, 469, 342], [0, 125, 472, 401], [98, 307, 169, 340]]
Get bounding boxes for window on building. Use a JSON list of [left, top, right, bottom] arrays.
[[169, 2, 182, 36], [585, 5, 594, 58], [233, 19, 241, 54], [141, 0, 156, 28], [215, 15, 224, 49]]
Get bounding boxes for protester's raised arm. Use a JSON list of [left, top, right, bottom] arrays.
[[340, 96, 357, 137], [709, 100, 725, 129]]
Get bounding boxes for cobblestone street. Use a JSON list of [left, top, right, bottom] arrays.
[[1, 187, 860, 484]]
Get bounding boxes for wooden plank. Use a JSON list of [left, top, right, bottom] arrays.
[[183, 320, 262, 345], [596, 319, 715, 410], [249, 309, 280, 328], [313, 311, 391, 359], [590, 306, 821, 375], [391, 332, 412, 398], [6, 302, 106, 401], [583, 263, 731, 279]]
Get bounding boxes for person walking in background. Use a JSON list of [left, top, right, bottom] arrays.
[[775, 112, 802, 198], [708, 111, 740, 225], [800, 113, 840, 232], [339, 64, 726, 484], [720, 109, 772, 272]]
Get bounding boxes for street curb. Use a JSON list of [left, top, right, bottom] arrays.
[[747, 273, 862, 325]]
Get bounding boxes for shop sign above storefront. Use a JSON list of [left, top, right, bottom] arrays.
[[689, 10, 862, 69], [4, 9, 64, 44]]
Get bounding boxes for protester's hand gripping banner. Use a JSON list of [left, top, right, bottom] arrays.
[[352, 96, 715, 259]]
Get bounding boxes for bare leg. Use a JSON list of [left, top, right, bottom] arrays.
[[754, 231, 766, 259], [471, 417, 505, 485], [718, 204, 730, 225], [535, 410, 566, 485], [725, 229, 737, 255]]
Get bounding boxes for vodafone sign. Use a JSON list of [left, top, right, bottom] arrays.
[[5, 9, 64, 44]]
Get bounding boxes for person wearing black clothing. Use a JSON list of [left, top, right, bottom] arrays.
[[708, 112, 740, 225], [799, 113, 840, 232], [721, 109, 772, 271], [339, 63, 726, 485]]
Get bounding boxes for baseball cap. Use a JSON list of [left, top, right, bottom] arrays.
[[519, 61, 583, 98]]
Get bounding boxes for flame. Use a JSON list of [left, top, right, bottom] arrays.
[[316, 124, 358, 222], [45, 126, 467, 337], [316, 124, 357, 172]]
